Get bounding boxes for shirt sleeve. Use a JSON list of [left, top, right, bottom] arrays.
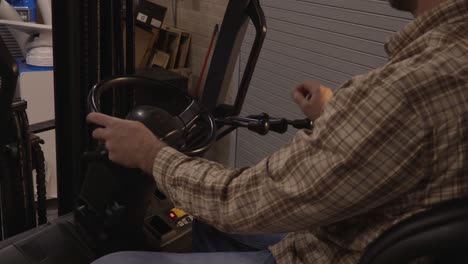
[[152, 79, 427, 234]]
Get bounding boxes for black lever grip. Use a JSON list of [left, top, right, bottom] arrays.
[[247, 120, 269, 135], [289, 119, 313, 129], [268, 119, 288, 134]]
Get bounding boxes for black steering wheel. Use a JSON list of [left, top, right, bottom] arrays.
[[87, 75, 217, 156]]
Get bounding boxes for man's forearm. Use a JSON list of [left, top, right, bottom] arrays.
[[152, 147, 283, 233]]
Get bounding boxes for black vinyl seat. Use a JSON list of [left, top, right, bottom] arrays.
[[360, 197, 468, 264]]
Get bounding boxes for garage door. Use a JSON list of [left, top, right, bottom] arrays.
[[235, 0, 411, 167]]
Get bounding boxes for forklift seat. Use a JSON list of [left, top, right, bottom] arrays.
[[359, 197, 468, 264]]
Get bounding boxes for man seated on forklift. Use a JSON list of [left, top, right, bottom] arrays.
[[87, 0, 468, 263]]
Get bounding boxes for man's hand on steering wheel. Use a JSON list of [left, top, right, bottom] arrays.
[[87, 112, 167, 175]]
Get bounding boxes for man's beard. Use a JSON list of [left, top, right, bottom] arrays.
[[388, 0, 416, 12]]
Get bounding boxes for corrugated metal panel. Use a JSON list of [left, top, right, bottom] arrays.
[[236, 0, 411, 167]]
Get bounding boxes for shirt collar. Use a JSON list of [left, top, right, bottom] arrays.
[[385, 0, 468, 59]]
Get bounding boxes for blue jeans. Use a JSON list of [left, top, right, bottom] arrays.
[[92, 220, 286, 264]]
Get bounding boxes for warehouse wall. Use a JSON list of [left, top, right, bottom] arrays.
[[148, 0, 236, 166], [236, 0, 412, 167], [148, 0, 229, 94]]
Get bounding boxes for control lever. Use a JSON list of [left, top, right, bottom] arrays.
[[247, 113, 288, 134], [247, 119, 268, 135], [216, 114, 313, 136], [266, 119, 288, 134], [288, 119, 313, 129]]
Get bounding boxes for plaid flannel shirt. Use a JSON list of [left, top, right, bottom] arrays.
[[153, 0, 468, 263]]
